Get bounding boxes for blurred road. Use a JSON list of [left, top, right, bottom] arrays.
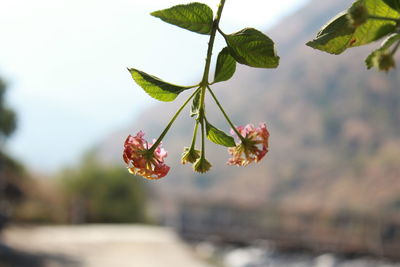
[[0, 225, 212, 267]]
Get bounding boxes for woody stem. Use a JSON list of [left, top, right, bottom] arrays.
[[197, 0, 227, 158]]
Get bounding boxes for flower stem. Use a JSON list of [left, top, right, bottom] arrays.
[[149, 88, 200, 152], [207, 86, 246, 142], [368, 15, 400, 23], [190, 121, 199, 150], [200, 115, 206, 158]]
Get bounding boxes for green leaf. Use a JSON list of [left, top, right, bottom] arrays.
[[128, 68, 193, 102], [190, 90, 201, 117], [214, 47, 236, 83], [205, 121, 236, 147], [225, 28, 279, 68], [307, 0, 400, 54], [383, 0, 400, 11], [151, 2, 213, 35], [365, 33, 400, 69]]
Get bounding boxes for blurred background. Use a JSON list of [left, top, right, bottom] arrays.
[[1, 0, 400, 266]]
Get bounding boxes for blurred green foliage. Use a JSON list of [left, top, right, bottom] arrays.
[[0, 151, 24, 201], [0, 79, 16, 140], [0, 77, 24, 228], [61, 154, 148, 223]]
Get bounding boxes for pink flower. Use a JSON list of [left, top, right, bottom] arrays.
[[227, 123, 269, 166], [123, 131, 170, 180]]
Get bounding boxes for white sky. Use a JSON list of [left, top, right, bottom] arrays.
[[0, 0, 308, 172]]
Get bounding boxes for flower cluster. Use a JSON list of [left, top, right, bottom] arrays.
[[347, 3, 368, 28], [228, 123, 269, 166], [374, 52, 396, 72], [123, 131, 170, 180]]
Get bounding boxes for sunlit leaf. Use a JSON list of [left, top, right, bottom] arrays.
[[383, 0, 400, 11], [128, 68, 194, 102], [190, 90, 201, 117], [225, 28, 279, 68], [205, 121, 236, 147], [151, 2, 214, 35], [214, 47, 236, 83]]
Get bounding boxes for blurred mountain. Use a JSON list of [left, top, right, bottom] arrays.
[[96, 0, 400, 215]]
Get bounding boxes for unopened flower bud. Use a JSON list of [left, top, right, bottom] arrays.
[[347, 4, 368, 27], [193, 157, 212, 173], [181, 147, 200, 164], [376, 52, 396, 72]]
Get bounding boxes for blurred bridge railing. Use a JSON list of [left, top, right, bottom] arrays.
[[176, 201, 400, 259]]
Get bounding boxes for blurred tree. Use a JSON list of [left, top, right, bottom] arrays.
[[0, 79, 16, 142], [61, 154, 148, 224], [0, 77, 23, 229]]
